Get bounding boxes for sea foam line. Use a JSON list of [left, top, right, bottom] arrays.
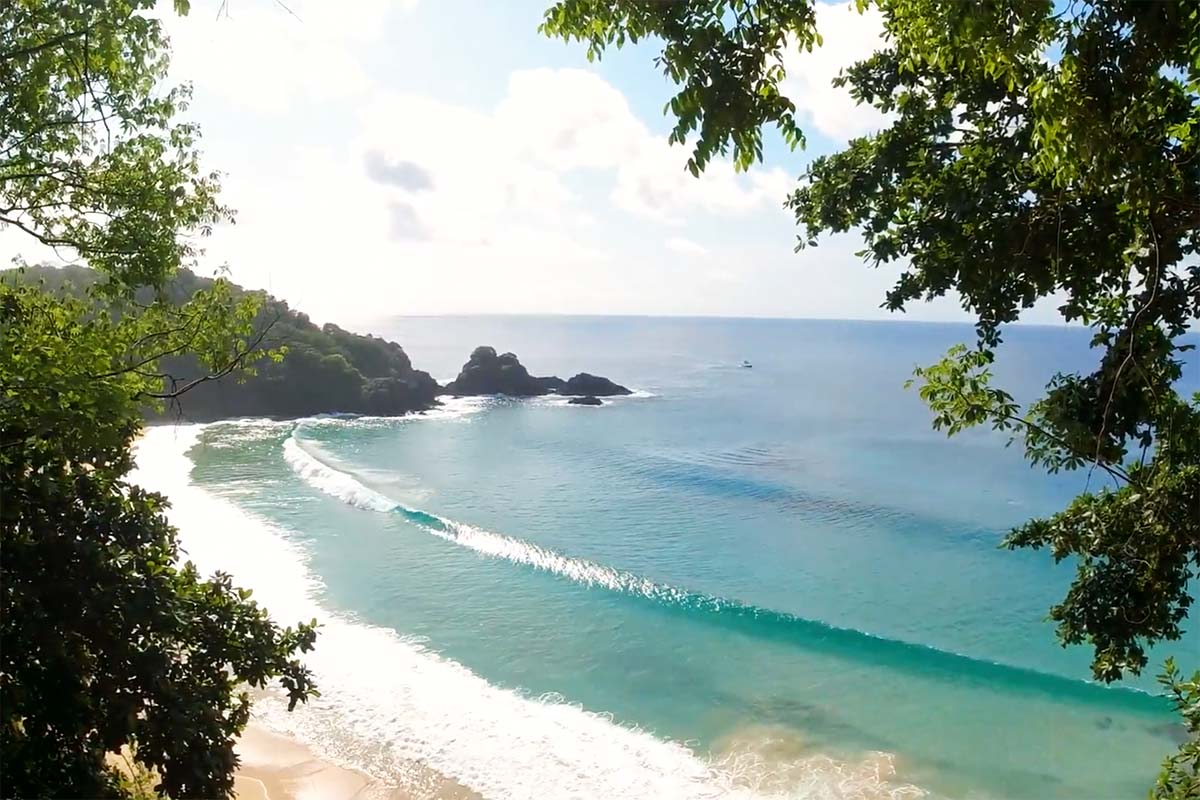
[[283, 436, 397, 513], [136, 425, 932, 800], [283, 431, 680, 600], [281, 427, 1167, 713]]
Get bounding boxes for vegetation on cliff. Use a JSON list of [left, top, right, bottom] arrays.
[[1, 3, 317, 797], [6, 264, 440, 421]]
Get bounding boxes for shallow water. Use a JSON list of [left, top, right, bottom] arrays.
[[139, 317, 1198, 799]]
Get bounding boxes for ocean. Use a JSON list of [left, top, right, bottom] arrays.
[[132, 316, 1198, 800]]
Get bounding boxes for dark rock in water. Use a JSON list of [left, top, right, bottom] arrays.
[[363, 371, 441, 415], [1147, 721, 1191, 745], [568, 395, 603, 406], [443, 346, 549, 396], [563, 372, 631, 397], [441, 347, 629, 399]]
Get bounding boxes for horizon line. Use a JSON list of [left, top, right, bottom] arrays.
[[363, 311, 1089, 330]]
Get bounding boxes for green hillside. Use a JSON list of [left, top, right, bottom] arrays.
[[4, 265, 440, 421]]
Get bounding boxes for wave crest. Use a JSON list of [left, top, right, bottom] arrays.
[[283, 435, 397, 512], [136, 424, 935, 800], [282, 427, 1164, 715]]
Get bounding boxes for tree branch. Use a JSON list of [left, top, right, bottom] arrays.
[[140, 316, 279, 401], [0, 27, 91, 64], [946, 383, 1133, 485]]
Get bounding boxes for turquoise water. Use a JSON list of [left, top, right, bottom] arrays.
[[143, 317, 1197, 799]]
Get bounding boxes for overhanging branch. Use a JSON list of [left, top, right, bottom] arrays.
[[139, 314, 280, 401]]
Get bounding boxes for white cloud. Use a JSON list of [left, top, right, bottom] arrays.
[[0, 231, 70, 269], [0, 3, 1021, 327], [194, 134, 610, 323], [355, 90, 577, 247], [493, 68, 792, 224], [355, 69, 793, 249], [782, 1, 889, 140], [611, 136, 791, 223], [178, 61, 886, 322], [665, 237, 708, 257], [159, 0, 409, 111], [497, 69, 646, 171]]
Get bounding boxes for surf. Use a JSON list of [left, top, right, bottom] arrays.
[[282, 425, 1167, 716], [137, 424, 932, 800]]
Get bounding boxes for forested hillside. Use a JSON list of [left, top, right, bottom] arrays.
[[4, 265, 440, 420]]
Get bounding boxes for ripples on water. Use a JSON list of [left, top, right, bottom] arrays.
[[141, 317, 1198, 799]]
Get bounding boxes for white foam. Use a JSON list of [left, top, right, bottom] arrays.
[[281, 429, 682, 602], [427, 392, 656, 412], [287, 398, 490, 432], [196, 418, 295, 448], [132, 426, 930, 800], [418, 395, 492, 421], [427, 517, 663, 596], [535, 389, 658, 406], [282, 435, 397, 513]]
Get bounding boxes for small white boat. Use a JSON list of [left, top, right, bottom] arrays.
[[741, 360, 753, 368]]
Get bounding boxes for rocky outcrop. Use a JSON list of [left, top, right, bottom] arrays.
[[362, 371, 441, 415], [442, 347, 547, 396], [536, 375, 567, 394], [568, 395, 603, 406], [441, 346, 630, 398], [562, 372, 631, 397]]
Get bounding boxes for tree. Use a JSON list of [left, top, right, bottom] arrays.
[[1, 1, 317, 797], [5, 264, 443, 421], [541, 0, 1199, 794]]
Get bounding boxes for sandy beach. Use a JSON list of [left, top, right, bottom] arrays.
[[234, 724, 478, 800]]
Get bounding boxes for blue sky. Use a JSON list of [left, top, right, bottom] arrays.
[[6, 0, 1070, 326]]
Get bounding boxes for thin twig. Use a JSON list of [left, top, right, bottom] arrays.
[[272, 0, 303, 22], [1093, 219, 1161, 469], [0, 27, 92, 64], [949, 384, 1132, 484], [141, 316, 279, 400]]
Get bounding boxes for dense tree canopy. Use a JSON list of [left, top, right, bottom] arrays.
[[9, 265, 441, 421], [543, 0, 1199, 795], [1, 1, 318, 797]]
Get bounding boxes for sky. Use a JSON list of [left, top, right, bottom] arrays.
[[8, 0, 1071, 327]]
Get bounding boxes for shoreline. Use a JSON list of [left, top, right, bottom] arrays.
[[234, 723, 380, 800], [133, 423, 1175, 800], [234, 722, 478, 800], [130, 425, 476, 800]]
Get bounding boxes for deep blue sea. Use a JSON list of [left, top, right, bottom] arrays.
[[135, 316, 1198, 800]]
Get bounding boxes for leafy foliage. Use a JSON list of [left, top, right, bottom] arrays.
[[10, 264, 441, 421], [1156, 659, 1200, 799], [543, 0, 1200, 793], [540, 0, 815, 174], [1, 2, 318, 797], [1, 0, 220, 293]]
